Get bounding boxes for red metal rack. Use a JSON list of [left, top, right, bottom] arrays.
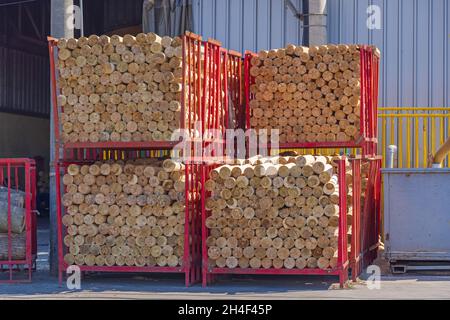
[[348, 156, 382, 281], [201, 158, 351, 288], [0, 158, 37, 283], [55, 152, 201, 286], [48, 32, 208, 154], [244, 46, 380, 157], [48, 32, 225, 286]]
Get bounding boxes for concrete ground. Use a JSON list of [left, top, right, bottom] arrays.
[[1, 217, 449, 300]]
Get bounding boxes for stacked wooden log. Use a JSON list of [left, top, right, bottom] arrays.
[[0, 189, 26, 260], [0, 233, 26, 260], [56, 33, 188, 143], [204, 155, 352, 270], [61, 159, 186, 267], [249, 44, 361, 144]]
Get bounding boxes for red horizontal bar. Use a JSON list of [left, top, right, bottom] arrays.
[[0, 158, 35, 165], [209, 268, 341, 275], [62, 264, 186, 273], [262, 140, 366, 149], [63, 141, 179, 150], [0, 260, 31, 265]]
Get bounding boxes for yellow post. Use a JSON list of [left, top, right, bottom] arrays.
[[398, 117, 403, 168], [440, 116, 445, 157], [390, 116, 395, 147], [431, 117, 436, 155], [423, 117, 428, 167], [406, 117, 411, 168], [382, 116, 387, 168], [415, 117, 419, 168]]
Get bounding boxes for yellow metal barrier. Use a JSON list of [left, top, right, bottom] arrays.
[[379, 107, 450, 168]]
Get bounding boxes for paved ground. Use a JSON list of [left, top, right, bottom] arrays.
[[1, 272, 450, 299], [1, 217, 449, 300]]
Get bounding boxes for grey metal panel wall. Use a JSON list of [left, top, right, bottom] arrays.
[[328, 0, 450, 166], [0, 47, 49, 117], [193, 0, 303, 53], [327, 0, 450, 109]]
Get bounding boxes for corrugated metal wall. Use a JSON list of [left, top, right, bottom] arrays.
[[327, 0, 450, 109], [193, 0, 449, 107], [328, 0, 450, 165], [193, 0, 304, 53], [0, 47, 49, 117]]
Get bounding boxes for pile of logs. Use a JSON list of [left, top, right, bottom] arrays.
[[56, 33, 188, 143], [204, 155, 352, 270], [249, 44, 361, 144], [61, 159, 186, 267]]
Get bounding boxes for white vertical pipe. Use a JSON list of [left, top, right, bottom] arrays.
[[308, 0, 327, 46]]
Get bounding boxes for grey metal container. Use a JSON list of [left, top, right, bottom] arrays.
[[383, 169, 450, 262]]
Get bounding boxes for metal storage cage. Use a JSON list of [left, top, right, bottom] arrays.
[[55, 152, 201, 286], [201, 158, 352, 288], [0, 158, 37, 283], [48, 32, 226, 286], [197, 43, 383, 287], [349, 157, 382, 281], [244, 46, 380, 158], [48, 32, 209, 152]]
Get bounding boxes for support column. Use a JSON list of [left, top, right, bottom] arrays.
[[49, 0, 74, 275], [308, 0, 327, 46]]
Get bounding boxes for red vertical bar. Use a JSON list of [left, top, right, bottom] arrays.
[[202, 42, 209, 153], [31, 162, 37, 259], [351, 159, 361, 281], [201, 165, 208, 287], [373, 53, 380, 155], [223, 52, 229, 135], [212, 44, 217, 132], [359, 47, 366, 156], [226, 53, 232, 130], [244, 53, 251, 131], [24, 161, 32, 281], [210, 44, 215, 131], [214, 47, 220, 131], [237, 55, 243, 130], [197, 39, 203, 143], [183, 35, 192, 286], [367, 48, 373, 156], [374, 159, 382, 257], [187, 36, 192, 135], [337, 158, 348, 288], [181, 35, 187, 131], [55, 161, 64, 285], [7, 163, 12, 281], [215, 46, 221, 131]]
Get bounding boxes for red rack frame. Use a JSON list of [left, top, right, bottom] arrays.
[[55, 153, 201, 286], [48, 32, 225, 286], [348, 156, 382, 281], [48, 32, 208, 153], [244, 46, 380, 157], [0, 158, 37, 283], [201, 158, 351, 288]]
